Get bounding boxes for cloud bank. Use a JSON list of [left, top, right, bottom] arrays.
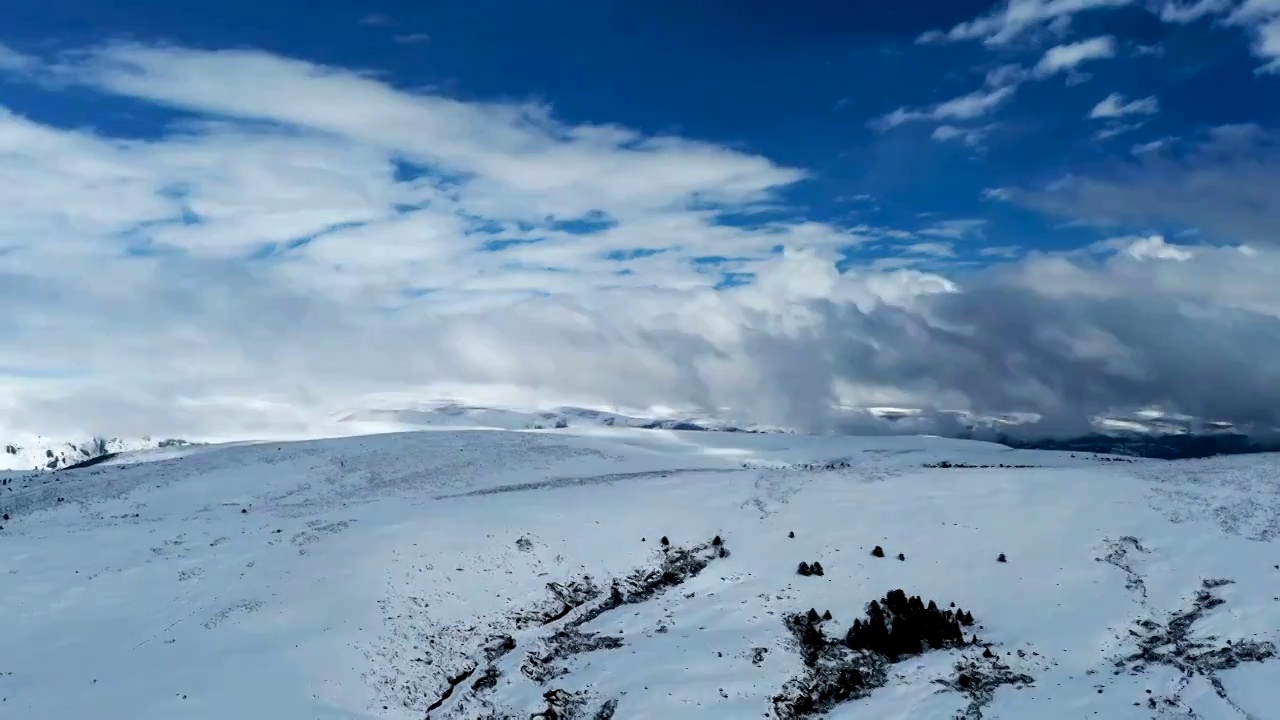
[[2, 42, 1279, 440]]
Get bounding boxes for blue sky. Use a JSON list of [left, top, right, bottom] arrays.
[[2, 1, 1280, 437]]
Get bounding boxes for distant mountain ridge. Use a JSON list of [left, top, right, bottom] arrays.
[[7, 402, 1275, 474], [997, 431, 1280, 460], [336, 403, 786, 435]]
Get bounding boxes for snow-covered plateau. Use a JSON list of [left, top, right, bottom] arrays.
[[1, 425, 1278, 719]]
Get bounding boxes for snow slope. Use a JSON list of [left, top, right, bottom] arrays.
[[0, 427, 1277, 719]]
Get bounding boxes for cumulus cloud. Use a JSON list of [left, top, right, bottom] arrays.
[[2, 42, 1280, 440]]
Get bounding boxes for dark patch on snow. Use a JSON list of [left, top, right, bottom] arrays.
[[528, 688, 618, 719], [429, 538, 727, 718], [772, 589, 988, 718], [1113, 578, 1276, 714], [845, 590, 972, 661], [511, 578, 607, 629], [751, 647, 769, 666], [522, 630, 625, 684], [469, 665, 501, 692], [481, 634, 517, 663], [424, 665, 475, 715], [59, 452, 120, 471], [935, 656, 1035, 719], [1097, 535, 1149, 600], [797, 561, 824, 577], [923, 460, 1037, 469]]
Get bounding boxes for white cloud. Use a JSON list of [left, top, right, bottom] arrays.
[[25, 43, 805, 220], [0, 44, 37, 72], [871, 86, 1016, 130], [919, 0, 1134, 46], [931, 124, 994, 146], [2, 42, 1280, 439], [1253, 17, 1280, 71], [1227, 0, 1280, 24], [1033, 36, 1118, 76], [1011, 125, 1280, 246], [926, 0, 1280, 74], [1130, 138, 1172, 154], [1089, 92, 1160, 118], [1153, 0, 1280, 71], [875, 35, 1117, 134], [1094, 121, 1148, 140], [1093, 234, 1194, 260], [901, 242, 957, 257], [1157, 0, 1234, 22], [919, 219, 989, 239]]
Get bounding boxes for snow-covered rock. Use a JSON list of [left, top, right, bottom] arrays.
[[0, 435, 192, 472], [0, 426, 1277, 719]]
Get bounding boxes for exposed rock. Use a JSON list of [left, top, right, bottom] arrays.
[[871, 546, 885, 558]]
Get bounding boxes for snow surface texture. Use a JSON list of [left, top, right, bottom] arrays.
[[1, 427, 1278, 719]]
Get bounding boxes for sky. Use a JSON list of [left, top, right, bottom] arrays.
[[1, 0, 1279, 439]]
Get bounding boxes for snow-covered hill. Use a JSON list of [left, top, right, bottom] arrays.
[[0, 435, 193, 472], [1, 426, 1277, 719]]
